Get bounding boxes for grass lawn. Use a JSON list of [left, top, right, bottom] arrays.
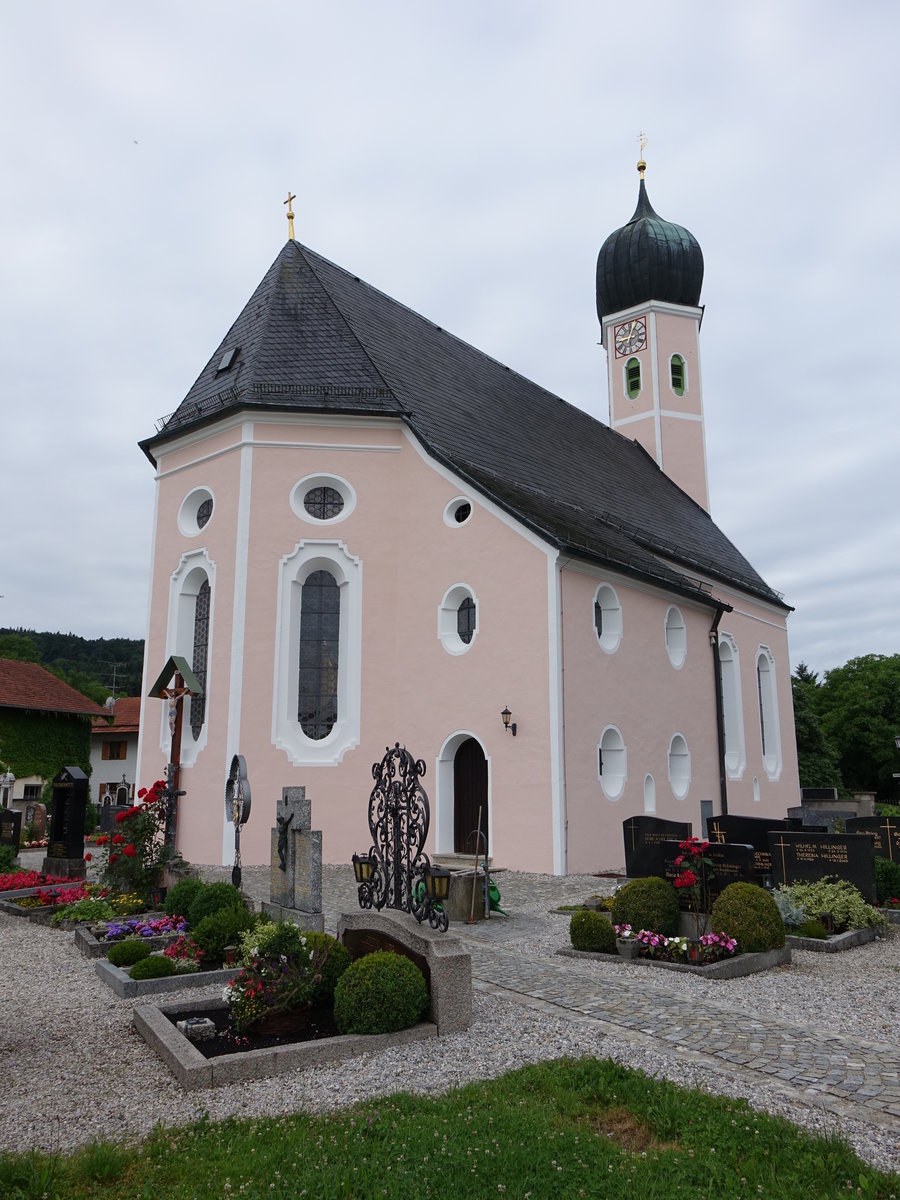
[[2, 1057, 897, 1199]]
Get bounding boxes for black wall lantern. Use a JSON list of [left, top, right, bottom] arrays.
[[501, 707, 517, 737]]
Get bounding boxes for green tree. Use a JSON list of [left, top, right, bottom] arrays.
[[0, 632, 41, 662], [791, 663, 844, 792], [816, 654, 900, 801]]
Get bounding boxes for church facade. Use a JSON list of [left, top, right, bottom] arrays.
[[136, 166, 799, 873]]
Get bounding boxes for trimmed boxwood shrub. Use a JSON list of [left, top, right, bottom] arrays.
[[192, 905, 254, 966], [163, 877, 204, 919], [129, 953, 176, 980], [875, 856, 900, 906], [710, 883, 785, 953], [333, 951, 429, 1035], [611, 877, 680, 936], [108, 938, 152, 968], [187, 882, 247, 928], [569, 909, 616, 953], [796, 918, 828, 940]]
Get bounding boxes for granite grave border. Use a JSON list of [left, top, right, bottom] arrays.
[[134, 995, 438, 1090], [784, 926, 880, 953], [557, 945, 792, 979], [95, 957, 240, 999]]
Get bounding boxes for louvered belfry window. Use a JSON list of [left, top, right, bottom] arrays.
[[625, 357, 641, 399], [298, 570, 340, 739], [190, 579, 211, 739]]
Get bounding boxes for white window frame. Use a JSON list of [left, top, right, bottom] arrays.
[[593, 584, 622, 654], [598, 725, 627, 801], [438, 583, 478, 655], [668, 732, 691, 800], [718, 632, 746, 779], [756, 645, 782, 779], [272, 539, 362, 765], [664, 605, 686, 668], [178, 486, 215, 537], [291, 473, 356, 526], [164, 550, 215, 766]]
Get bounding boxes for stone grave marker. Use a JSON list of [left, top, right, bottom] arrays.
[[0, 807, 22, 854], [768, 830, 877, 903], [707, 814, 791, 882], [787, 806, 852, 834], [42, 766, 88, 879], [262, 786, 323, 932], [623, 815, 692, 878], [25, 801, 47, 840], [662, 839, 756, 906], [846, 815, 900, 863]]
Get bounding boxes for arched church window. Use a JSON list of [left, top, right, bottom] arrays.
[[756, 647, 782, 777], [190, 578, 210, 739], [593, 584, 622, 653], [670, 354, 686, 396], [625, 357, 642, 399], [668, 733, 691, 799], [598, 726, 627, 801], [298, 570, 340, 740]]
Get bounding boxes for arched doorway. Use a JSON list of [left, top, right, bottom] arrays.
[[453, 737, 488, 854]]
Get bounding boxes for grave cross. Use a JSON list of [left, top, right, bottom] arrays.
[[708, 819, 727, 845], [880, 817, 897, 862]]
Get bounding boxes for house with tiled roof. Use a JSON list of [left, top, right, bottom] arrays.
[[0, 658, 107, 809], [90, 697, 141, 807], [136, 164, 799, 873]]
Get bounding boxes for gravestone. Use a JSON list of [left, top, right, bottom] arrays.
[[768, 830, 877, 903], [707, 814, 791, 882], [262, 786, 323, 932], [0, 807, 22, 854], [787, 806, 853, 834], [662, 839, 756, 906], [42, 766, 88, 880], [846, 815, 900, 864], [25, 801, 47, 840], [623, 815, 692, 878]]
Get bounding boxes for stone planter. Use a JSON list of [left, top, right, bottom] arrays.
[[785, 925, 879, 953], [616, 937, 637, 959]]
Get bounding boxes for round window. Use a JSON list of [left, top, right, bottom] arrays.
[[178, 488, 215, 537], [304, 486, 344, 520], [292, 475, 355, 524]]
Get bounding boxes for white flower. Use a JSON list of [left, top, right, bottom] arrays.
[[222, 985, 234, 1002]]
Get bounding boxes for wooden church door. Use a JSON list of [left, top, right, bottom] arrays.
[[453, 737, 488, 854]]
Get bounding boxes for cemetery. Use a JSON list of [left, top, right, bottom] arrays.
[[2, 748, 900, 1185]]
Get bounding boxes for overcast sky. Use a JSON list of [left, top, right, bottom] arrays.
[[1, 1, 898, 678]]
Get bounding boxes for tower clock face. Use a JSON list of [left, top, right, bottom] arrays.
[[614, 318, 647, 357]]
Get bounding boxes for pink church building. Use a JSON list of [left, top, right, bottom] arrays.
[[136, 164, 799, 874]]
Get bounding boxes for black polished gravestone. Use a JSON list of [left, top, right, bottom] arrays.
[[707, 814, 792, 882], [768, 831, 877, 904], [42, 766, 88, 880], [623, 816, 692, 878], [661, 839, 756, 906], [0, 807, 22, 854], [846, 815, 900, 864]]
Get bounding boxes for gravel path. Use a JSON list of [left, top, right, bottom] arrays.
[[2, 861, 898, 1178]]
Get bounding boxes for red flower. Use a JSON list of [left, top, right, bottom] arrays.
[[84, 853, 92, 862], [123, 844, 137, 858], [674, 870, 697, 889], [674, 855, 684, 866], [96, 835, 109, 846], [112, 833, 124, 845], [109, 853, 119, 864], [115, 811, 126, 824], [137, 787, 147, 799]]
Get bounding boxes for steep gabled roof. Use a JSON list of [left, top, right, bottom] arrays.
[[0, 659, 109, 718], [142, 240, 786, 609]]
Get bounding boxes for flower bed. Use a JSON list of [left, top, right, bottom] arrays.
[[784, 926, 879, 953], [94, 956, 239, 999], [614, 924, 738, 966], [0, 871, 69, 893], [74, 914, 188, 958], [134, 996, 437, 1089], [558, 943, 791, 979]]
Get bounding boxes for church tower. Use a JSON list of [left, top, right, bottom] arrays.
[[597, 155, 709, 510]]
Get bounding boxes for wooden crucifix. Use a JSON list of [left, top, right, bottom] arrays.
[[148, 656, 203, 847]]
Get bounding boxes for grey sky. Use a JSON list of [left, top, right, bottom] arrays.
[[1, 1, 897, 676]]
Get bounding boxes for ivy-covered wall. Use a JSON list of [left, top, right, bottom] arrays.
[[0, 709, 93, 785]]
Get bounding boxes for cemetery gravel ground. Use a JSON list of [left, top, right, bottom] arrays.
[[2, 858, 899, 1178]]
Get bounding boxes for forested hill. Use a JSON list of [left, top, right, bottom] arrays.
[[0, 628, 144, 703]]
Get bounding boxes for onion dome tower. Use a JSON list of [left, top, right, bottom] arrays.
[[597, 153, 710, 511]]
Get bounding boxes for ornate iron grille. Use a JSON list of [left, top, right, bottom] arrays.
[[303, 485, 344, 520], [355, 743, 448, 932]]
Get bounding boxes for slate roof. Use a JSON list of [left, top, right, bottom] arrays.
[[91, 696, 141, 735], [0, 659, 109, 718], [141, 240, 786, 610]]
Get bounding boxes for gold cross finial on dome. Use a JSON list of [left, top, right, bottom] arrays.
[[283, 191, 296, 240], [636, 131, 647, 179]]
